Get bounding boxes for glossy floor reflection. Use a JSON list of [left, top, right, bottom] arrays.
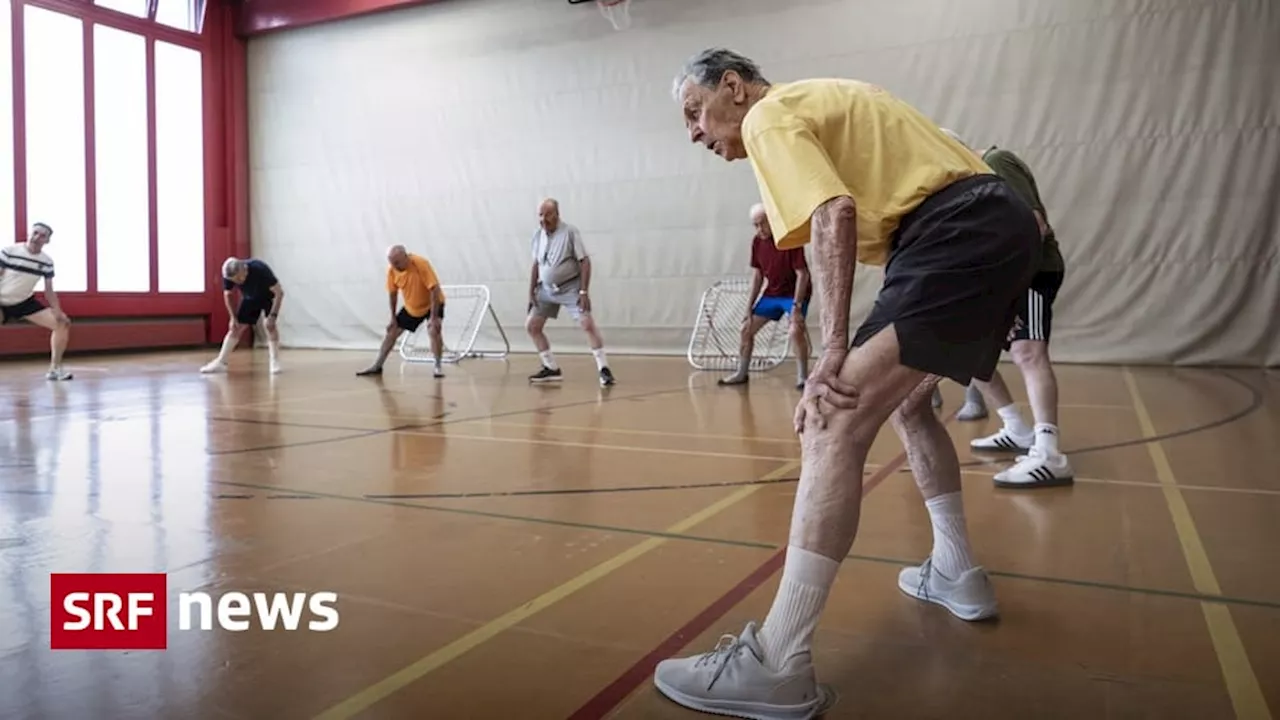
[[1, 349, 1277, 719]]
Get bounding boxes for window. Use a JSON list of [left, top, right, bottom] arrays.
[[155, 0, 204, 33], [0, 0, 14, 249], [154, 40, 204, 293], [93, 26, 149, 292], [94, 0, 147, 19], [24, 6, 87, 292]]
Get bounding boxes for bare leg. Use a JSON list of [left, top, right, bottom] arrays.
[[1013, 340, 1057, 427], [577, 313, 614, 384], [790, 315, 810, 387], [720, 314, 769, 385], [990, 339, 1073, 488], [264, 319, 282, 373], [428, 318, 444, 377], [25, 309, 72, 379], [357, 324, 405, 375], [525, 312, 562, 381]]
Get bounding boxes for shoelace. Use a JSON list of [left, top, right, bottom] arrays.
[[694, 633, 754, 690], [915, 558, 933, 600]]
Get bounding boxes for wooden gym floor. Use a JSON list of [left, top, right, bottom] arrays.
[[0, 348, 1277, 719]]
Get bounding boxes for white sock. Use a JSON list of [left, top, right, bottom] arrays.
[[591, 347, 608, 371], [267, 338, 280, 361], [539, 350, 558, 370], [1034, 423, 1060, 455], [215, 333, 238, 364], [997, 403, 1032, 438], [758, 546, 839, 671], [925, 492, 976, 579]]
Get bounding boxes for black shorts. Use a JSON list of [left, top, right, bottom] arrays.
[[851, 174, 1041, 385], [1, 296, 45, 323], [396, 304, 444, 332], [235, 296, 274, 325], [1006, 270, 1063, 346]]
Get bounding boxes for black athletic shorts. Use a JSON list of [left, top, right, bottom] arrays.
[[396, 304, 444, 333], [1006, 270, 1064, 347], [850, 174, 1041, 386], [235, 295, 274, 325], [1, 296, 45, 323]]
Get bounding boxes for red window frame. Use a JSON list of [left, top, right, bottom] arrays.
[[9, 0, 246, 343]]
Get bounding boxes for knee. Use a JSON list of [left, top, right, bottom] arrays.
[[524, 315, 544, 334], [788, 322, 806, 345], [1011, 341, 1050, 372]]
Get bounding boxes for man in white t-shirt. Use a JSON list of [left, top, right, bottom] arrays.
[[0, 222, 73, 380], [524, 198, 614, 387]]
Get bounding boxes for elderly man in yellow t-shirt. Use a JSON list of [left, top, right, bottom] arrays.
[[356, 244, 446, 378], [654, 49, 1042, 717]]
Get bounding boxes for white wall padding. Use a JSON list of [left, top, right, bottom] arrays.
[[246, 0, 1280, 366]]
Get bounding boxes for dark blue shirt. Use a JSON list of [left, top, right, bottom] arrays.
[[224, 259, 278, 300]]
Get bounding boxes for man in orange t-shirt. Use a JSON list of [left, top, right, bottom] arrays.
[[357, 244, 447, 378]]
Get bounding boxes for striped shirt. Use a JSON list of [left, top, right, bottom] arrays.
[[0, 243, 54, 306]]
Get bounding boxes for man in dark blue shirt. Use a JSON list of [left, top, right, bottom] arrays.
[[201, 257, 285, 374]]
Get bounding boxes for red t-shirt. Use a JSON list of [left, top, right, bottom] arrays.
[[751, 234, 810, 301]]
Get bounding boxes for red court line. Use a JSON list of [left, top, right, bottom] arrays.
[[566, 414, 943, 720]]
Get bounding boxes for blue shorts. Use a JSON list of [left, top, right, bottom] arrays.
[[753, 295, 808, 322]]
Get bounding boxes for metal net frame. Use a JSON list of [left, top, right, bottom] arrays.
[[687, 276, 791, 372], [398, 284, 510, 364]]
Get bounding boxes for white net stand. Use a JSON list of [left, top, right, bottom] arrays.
[[597, 0, 631, 30], [399, 284, 510, 364], [687, 276, 792, 372]]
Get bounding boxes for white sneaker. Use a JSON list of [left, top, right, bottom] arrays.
[[970, 427, 1032, 452], [956, 401, 988, 421], [269, 358, 282, 374], [994, 448, 1074, 489], [898, 558, 999, 621], [200, 360, 227, 374], [653, 622, 836, 720]]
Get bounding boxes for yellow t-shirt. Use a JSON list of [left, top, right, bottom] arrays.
[[742, 79, 993, 266], [386, 253, 445, 316]]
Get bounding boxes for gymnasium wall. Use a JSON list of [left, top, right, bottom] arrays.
[[245, 0, 1280, 366]]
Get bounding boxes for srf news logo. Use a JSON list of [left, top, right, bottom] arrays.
[[50, 573, 339, 650]]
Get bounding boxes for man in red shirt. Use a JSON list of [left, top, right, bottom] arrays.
[[720, 203, 811, 388]]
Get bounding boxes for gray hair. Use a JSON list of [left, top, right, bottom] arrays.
[[672, 48, 768, 101], [221, 257, 244, 279]]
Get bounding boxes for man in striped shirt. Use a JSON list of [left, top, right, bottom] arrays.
[[0, 222, 73, 380]]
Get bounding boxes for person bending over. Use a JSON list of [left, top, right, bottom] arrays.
[[655, 48, 1041, 718], [357, 244, 445, 378], [0, 223, 73, 380], [202, 257, 285, 375]]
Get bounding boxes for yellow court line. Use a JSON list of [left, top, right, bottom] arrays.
[[311, 458, 801, 720], [398, 428, 796, 463], [1123, 369, 1271, 720]]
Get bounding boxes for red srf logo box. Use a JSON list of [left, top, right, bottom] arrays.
[[50, 573, 168, 650]]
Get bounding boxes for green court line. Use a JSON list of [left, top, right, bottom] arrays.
[[212, 477, 1280, 612]]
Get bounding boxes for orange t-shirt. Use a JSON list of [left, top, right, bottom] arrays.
[[386, 253, 445, 316]]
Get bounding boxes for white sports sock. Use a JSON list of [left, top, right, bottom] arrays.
[[267, 337, 280, 361], [758, 546, 839, 671], [215, 333, 238, 363], [591, 348, 608, 370], [1034, 423, 1060, 455], [539, 350, 558, 370], [925, 492, 976, 579], [997, 403, 1032, 438]]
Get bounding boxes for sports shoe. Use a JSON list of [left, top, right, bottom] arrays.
[[200, 360, 227, 374], [898, 557, 999, 621], [994, 448, 1074, 489], [599, 367, 615, 387], [529, 366, 562, 383], [653, 621, 836, 720], [956, 401, 988, 421], [970, 427, 1033, 452], [269, 357, 282, 375], [45, 368, 73, 381]]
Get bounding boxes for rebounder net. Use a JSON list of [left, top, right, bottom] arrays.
[[687, 276, 792, 372], [399, 284, 510, 364]]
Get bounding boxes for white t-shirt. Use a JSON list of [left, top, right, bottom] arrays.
[[0, 243, 54, 306]]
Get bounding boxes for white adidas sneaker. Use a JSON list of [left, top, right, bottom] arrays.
[[970, 427, 1033, 452], [898, 558, 999, 621], [200, 360, 227, 374], [994, 448, 1074, 489], [653, 621, 836, 720]]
